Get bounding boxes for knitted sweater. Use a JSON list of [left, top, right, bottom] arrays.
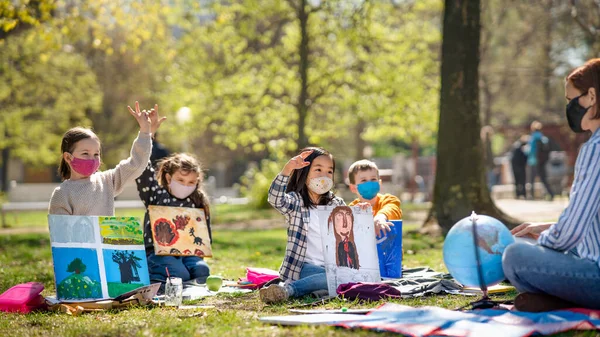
[[48, 132, 152, 216]]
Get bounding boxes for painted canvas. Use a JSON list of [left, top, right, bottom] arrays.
[[102, 249, 150, 298], [99, 217, 144, 245], [52, 247, 102, 300], [48, 215, 150, 301], [148, 205, 212, 257], [318, 206, 381, 297]]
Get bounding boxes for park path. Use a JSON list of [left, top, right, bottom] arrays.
[[0, 199, 569, 236]]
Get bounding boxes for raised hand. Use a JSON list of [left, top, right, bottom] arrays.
[[147, 104, 167, 135], [127, 101, 152, 133], [281, 150, 314, 176]]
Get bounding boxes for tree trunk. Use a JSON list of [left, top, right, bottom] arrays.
[[1, 128, 9, 193], [429, 0, 518, 234], [296, 0, 310, 151]]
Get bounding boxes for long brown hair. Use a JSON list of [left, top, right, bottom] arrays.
[[328, 206, 359, 268], [58, 127, 101, 180], [156, 153, 210, 217], [567, 58, 600, 119]]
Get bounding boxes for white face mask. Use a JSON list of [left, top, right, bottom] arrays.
[[307, 176, 333, 195], [169, 180, 197, 199]]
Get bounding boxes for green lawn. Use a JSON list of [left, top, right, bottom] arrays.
[[1, 203, 281, 229], [0, 207, 590, 337]]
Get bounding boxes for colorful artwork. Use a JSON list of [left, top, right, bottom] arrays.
[[102, 249, 150, 298], [48, 215, 150, 301], [318, 206, 381, 297], [99, 217, 144, 245], [148, 206, 212, 257], [52, 247, 102, 300]]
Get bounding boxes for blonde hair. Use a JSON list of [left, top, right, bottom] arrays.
[[347, 159, 379, 184], [58, 127, 101, 180]]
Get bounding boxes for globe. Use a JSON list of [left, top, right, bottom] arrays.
[[443, 213, 515, 288]]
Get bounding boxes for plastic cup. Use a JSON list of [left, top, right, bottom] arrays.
[[164, 277, 183, 307]]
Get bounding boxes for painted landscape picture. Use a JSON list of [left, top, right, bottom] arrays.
[[48, 215, 150, 301], [148, 206, 212, 257]]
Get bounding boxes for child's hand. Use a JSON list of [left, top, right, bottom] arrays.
[[127, 101, 152, 134], [374, 214, 392, 237], [355, 202, 372, 211], [147, 104, 166, 135], [281, 150, 313, 176]]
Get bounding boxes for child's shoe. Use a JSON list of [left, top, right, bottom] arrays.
[[259, 284, 289, 303]]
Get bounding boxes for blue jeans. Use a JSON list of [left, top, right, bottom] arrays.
[[147, 253, 210, 283], [287, 263, 327, 298], [502, 242, 600, 309]]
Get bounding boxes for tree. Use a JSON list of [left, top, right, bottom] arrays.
[[67, 257, 87, 274], [429, 0, 517, 234]]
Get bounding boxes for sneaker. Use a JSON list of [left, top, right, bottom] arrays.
[[514, 292, 577, 312], [259, 284, 289, 304]]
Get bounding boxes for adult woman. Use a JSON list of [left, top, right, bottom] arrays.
[[503, 58, 600, 312]]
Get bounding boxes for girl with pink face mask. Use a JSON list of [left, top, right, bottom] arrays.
[[135, 151, 212, 285], [260, 147, 345, 304], [49, 102, 155, 216]]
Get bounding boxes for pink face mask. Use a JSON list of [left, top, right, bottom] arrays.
[[70, 157, 101, 177], [169, 180, 197, 199]]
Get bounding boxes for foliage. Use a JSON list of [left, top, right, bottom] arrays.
[[66, 257, 86, 274], [238, 148, 287, 209]]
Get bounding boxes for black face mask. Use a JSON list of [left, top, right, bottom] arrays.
[[566, 93, 592, 133]]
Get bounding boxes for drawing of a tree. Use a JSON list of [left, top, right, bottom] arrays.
[[67, 258, 87, 274]]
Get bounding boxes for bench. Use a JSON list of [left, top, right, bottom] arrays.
[[1, 200, 145, 228]]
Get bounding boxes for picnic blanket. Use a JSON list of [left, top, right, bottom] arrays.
[[336, 303, 600, 337]]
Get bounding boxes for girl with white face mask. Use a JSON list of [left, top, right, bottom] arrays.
[[260, 147, 345, 304], [136, 121, 212, 288]]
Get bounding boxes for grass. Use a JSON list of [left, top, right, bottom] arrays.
[[0, 208, 592, 337], [1, 203, 280, 229]]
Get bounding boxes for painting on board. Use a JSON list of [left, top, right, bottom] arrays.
[[102, 249, 150, 298], [99, 217, 144, 245], [51, 247, 103, 300], [318, 206, 381, 297], [48, 214, 151, 301], [148, 205, 212, 257]]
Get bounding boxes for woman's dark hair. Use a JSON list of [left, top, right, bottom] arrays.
[[567, 58, 600, 119], [58, 127, 101, 180], [156, 153, 210, 218], [286, 146, 336, 208]]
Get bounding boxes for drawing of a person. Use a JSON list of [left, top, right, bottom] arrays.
[[328, 206, 360, 269]]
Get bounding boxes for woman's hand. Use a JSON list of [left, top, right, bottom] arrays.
[[281, 150, 313, 176], [147, 104, 166, 135], [127, 101, 152, 134], [511, 222, 553, 240]]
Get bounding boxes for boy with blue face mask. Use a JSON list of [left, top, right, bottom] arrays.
[[347, 160, 402, 237]]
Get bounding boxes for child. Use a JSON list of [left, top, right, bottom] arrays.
[[49, 102, 154, 215], [136, 112, 211, 285], [347, 160, 402, 237], [259, 147, 345, 304]]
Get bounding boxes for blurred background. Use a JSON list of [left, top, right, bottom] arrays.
[[1, 0, 597, 210]]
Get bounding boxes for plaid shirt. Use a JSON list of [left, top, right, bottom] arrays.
[[268, 174, 345, 281]]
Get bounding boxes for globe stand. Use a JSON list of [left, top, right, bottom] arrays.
[[463, 212, 506, 310]]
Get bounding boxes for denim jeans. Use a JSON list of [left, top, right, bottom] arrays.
[[147, 252, 210, 283], [287, 263, 327, 298], [502, 242, 600, 308]]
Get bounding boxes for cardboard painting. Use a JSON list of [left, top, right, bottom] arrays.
[[318, 206, 381, 297], [48, 215, 150, 301], [148, 205, 212, 257]]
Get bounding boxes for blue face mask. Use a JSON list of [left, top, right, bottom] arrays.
[[357, 181, 380, 200]]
